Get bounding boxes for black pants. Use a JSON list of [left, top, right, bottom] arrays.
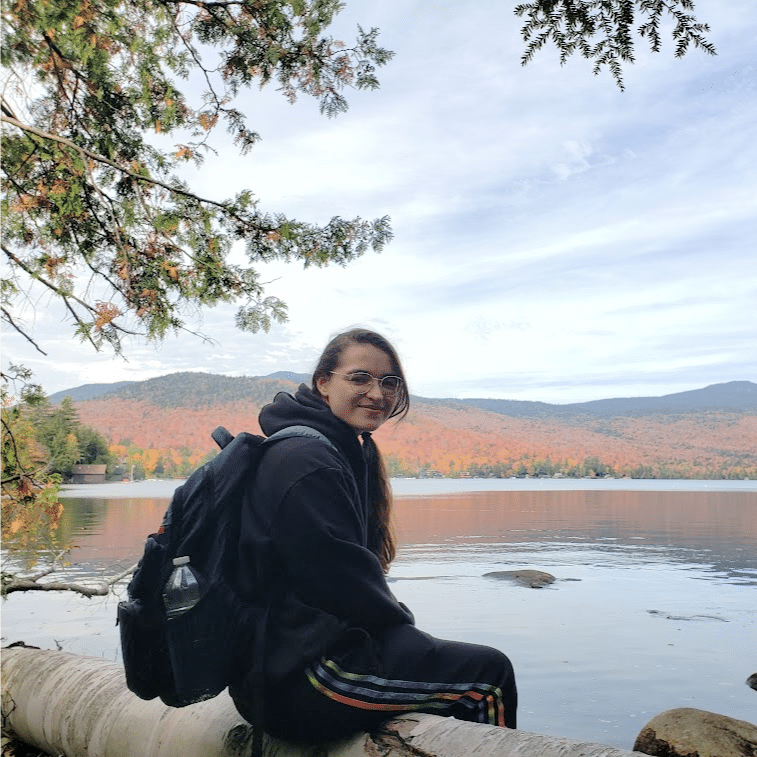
[[259, 624, 517, 743]]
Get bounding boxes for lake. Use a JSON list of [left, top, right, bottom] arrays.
[[2, 478, 756, 750]]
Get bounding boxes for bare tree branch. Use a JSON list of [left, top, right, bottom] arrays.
[[0, 308, 48, 355], [3, 577, 110, 597], [2, 562, 138, 598]]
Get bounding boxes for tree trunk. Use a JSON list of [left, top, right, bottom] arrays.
[[1, 647, 644, 757]]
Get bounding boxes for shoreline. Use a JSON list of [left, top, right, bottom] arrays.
[[58, 477, 757, 499]]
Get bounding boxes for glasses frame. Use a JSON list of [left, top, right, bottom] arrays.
[[330, 371, 403, 397]]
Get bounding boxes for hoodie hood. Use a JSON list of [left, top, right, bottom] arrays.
[[259, 384, 366, 474]]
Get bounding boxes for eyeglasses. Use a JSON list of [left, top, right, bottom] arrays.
[[330, 371, 403, 397]]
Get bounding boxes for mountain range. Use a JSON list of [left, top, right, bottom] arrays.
[[51, 375, 757, 478], [49, 375, 757, 416]]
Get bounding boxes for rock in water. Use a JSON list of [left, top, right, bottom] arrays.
[[747, 673, 757, 692], [484, 570, 556, 588], [634, 707, 757, 757]]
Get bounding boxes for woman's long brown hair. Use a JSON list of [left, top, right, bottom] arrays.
[[312, 329, 409, 572]]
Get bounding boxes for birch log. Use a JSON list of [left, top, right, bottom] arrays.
[[1, 647, 645, 757]]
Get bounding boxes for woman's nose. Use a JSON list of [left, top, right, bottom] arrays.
[[366, 380, 384, 400]]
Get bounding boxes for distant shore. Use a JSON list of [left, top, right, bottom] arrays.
[[59, 477, 757, 500]]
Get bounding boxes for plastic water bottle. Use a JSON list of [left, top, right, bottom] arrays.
[[163, 556, 201, 620]]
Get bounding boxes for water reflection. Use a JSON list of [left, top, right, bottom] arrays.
[[41, 496, 169, 570], [392, 490, 757, 585], [17, 487, 751, 585], [3, 482, 756, 750]]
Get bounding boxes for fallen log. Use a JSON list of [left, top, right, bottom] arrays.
[[1, 647, 644, 757]]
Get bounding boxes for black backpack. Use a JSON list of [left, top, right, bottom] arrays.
[[117, 424, 333, 712]]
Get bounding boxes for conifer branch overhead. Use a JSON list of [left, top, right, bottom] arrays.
[[1, 0, 394, 354], [515, 0, 716, 90]]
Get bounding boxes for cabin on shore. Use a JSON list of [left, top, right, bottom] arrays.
[[71, 464, 107, 484]]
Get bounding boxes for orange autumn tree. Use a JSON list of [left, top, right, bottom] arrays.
[[1, 369, 130, 596], [1, 367, 65, 587]]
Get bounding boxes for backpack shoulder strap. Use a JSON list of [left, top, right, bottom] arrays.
[[265, 425, 335, 451], [209, 425, 335, 452]]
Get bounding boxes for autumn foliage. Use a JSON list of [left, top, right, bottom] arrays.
[[68, 376, 757, 480], [1, 372, 64, 560], [373, 401, 757, 479]]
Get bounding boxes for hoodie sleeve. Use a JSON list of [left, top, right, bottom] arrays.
[[272, 465, 414, 631]]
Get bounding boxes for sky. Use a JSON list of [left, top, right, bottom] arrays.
[[2, 0, 756, 404]]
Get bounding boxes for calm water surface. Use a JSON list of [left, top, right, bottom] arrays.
[[2, 478, 755, 749]]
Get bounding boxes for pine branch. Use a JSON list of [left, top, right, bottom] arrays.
[[515, 0, 716, 89], [1, 115, 231, 212], [2, 245, 135, 337]]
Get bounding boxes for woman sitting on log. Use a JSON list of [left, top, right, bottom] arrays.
[[230, 328, 518, 742]]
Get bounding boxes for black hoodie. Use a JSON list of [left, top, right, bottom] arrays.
[[233, 384, 414, 687]]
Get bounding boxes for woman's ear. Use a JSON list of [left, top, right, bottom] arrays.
[[315, 375, 331, 403]]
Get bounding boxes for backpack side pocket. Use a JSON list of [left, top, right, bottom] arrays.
[[117, 597, 172, 701], [118, 530, 174, 702], [163, 585, 231, 704]]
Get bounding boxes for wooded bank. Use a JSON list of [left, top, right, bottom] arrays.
[[1, 647, 645, 757]]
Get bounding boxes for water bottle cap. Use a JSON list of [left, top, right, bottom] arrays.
[[172, 555, 190, 566]]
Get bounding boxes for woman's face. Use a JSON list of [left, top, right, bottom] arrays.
[[316, 343, 398, 434]]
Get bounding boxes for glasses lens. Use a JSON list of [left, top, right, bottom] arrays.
[[347, 372, 373, 393], [380, 376, 402, 395]]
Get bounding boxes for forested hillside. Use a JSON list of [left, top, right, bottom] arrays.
[[61, 374, 757, 480]]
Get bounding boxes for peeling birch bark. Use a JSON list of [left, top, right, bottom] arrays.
[[1, 648, 643, 757]]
